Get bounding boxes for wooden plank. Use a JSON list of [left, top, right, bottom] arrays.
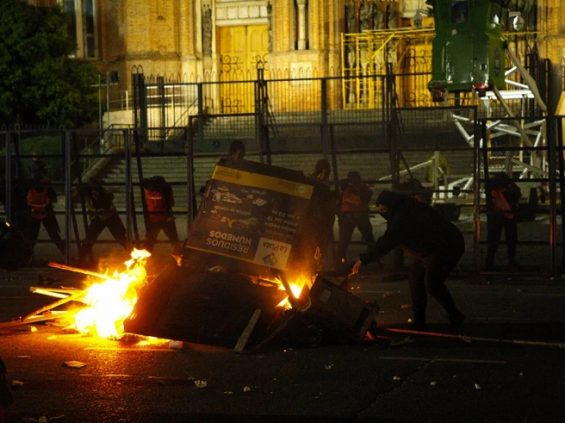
[[233, 308, 262, 353]]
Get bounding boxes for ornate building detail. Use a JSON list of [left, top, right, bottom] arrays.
[[202, 4, 213, 56], [267, 1, 272, 52], [295, 0, 308, 50], [215, 1, 269, 25]]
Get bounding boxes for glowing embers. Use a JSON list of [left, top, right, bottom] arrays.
[[73, 249, 151, 339]]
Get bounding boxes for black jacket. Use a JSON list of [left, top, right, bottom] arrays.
[[360, 191, 464, 264]]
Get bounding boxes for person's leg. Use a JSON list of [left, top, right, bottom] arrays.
[[43, 215, 65, 254], [337, 215, 355, 265], [505, 218, 518, 265], [485, 214, 503, 269], [25, 218, 41, 249], [357, 214, 375, 247], [107, 215, 129, 250], [425, 254, 465, 329], [144, 221, 160, 251], [162, 218, 179, 243], [409, 262, 428, 329], [80, 218, 105, 263]]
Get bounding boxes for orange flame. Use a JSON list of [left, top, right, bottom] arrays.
[[73, 249, 151, 339], [275, 274, 313, 309]]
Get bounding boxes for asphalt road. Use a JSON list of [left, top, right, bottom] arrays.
[[1, 264, 565, 422]]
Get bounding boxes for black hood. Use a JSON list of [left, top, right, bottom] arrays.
[[375, 190, 411, 220]]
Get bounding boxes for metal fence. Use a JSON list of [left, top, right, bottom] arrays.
[[1, 113, 563, 275]]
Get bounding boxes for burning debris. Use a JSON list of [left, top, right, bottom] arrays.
[[0, 249, 153, 341], [2, 159, 380, 351], [124, 159, 379, 350]]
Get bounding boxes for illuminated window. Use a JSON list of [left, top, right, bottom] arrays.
[[59, 0, 97, 58]]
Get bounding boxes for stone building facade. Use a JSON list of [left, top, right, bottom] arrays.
[[26, 0, 565, 112]]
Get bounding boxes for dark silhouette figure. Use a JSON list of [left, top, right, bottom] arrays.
[[337, 171, 374, 265], [0, 177, 27, 229], [24, 178, 65, 257], [226, 139, 246, 163], [485, 172, 522, 270], [143, 176, 181, 253], [309, 159, 337, 271], [79, 182, 129, 266], [29, 154, 48, 180], [0, 355, 13, 418], [351, 190, 465, 331]]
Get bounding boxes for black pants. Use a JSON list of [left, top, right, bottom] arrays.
[[25, 214, 65, 254], [145, 218, 180, 251], [80, 214, 128, 262], [486, 213, 517, 267], [408, 248, 463, 325], [337, 213, 374, 263]]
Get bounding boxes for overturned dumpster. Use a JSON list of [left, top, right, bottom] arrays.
[[124, 158, 377, 350]]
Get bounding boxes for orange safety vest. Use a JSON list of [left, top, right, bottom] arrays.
[[491, 188, 513, 219], [27, 188, 50, 220], [340, 187, 363, 212], [144, 188, 170, 223]]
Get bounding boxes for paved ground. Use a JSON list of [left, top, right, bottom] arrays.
[[1, 256, 565, 422]]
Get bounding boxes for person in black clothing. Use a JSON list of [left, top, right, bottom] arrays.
[[350, 190, 465, 331], [0, 355, 13, 419], [29, 154, 48, 181], [24, 177, 65, 256], [79, 182, 129, 266], [309, 159, 338, 271], [0, 177, 26, 230], [226, 139, 246, 163], [337, 171, 374, 266], [485, 172, 522, 271]]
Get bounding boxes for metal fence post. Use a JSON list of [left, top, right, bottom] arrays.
[[473, 116, 484, 273], [4, 132, 12, 224], [321, 78, 329, 159], [185, 126, 195, 232], [557, 115, 565, 274], [64, 130, 72, 264], [197, 83, 204, 148], [547, 114, 557, 276], [158, 75, 166, 144]]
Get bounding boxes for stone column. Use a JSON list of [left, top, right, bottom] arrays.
[[297, 0, 307, 50]]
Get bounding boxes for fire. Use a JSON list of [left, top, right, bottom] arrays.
[[275, 274, 313, 309], [73, 249, 151, 339]]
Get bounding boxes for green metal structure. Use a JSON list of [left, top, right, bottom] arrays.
[[427, 0, 509, 101]]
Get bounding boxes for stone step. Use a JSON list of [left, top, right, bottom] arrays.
[[99, 150, 476, 210]]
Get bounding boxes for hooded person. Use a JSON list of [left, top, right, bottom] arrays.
[[142, 176, 181, 253], [350, 190, 465, 331], [337, 170, 375, 267], [485, 172, 521, 270]]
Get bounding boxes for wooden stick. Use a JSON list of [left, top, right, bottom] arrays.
[[20, 291, 85, 321], [385, 328, 565, 350], [0, 311, 71, 330], [234, 308, 262, 353], [30, 286, 82, 299], [47, 261, 109, 280]]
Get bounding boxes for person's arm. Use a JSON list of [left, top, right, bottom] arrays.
[[48, 187, 58, 204], [350, 214, 404, 275], [359, 225, 398, 264], [361, 184, 373, 205], [168, 186, 175, 208]]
